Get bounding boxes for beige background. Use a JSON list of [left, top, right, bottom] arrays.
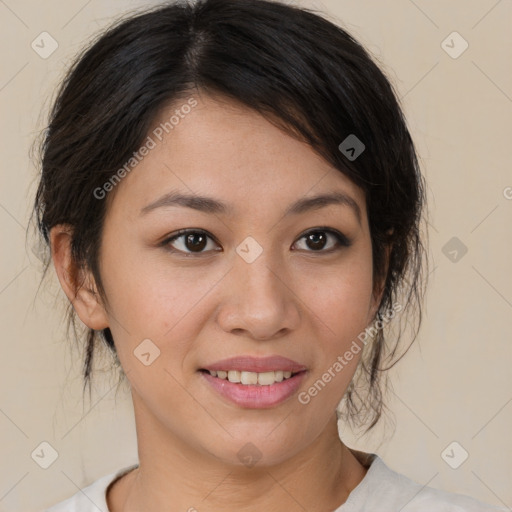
[[1, 0, 511, 510]]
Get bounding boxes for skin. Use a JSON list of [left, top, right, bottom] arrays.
[[51, 92, 388, 512]]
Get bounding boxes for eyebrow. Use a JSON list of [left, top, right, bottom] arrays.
[[140, 190, 362, 224]]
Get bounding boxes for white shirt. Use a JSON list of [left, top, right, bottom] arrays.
[[42, 453, 508, 511]]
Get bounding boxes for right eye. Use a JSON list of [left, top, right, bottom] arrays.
[[162, 229, 222, 256]]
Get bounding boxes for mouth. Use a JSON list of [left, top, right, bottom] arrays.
[[198, 355, 308, 408], [198, 367, 308, 408]]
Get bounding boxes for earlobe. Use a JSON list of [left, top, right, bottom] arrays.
[[49, 224, 109, 331]]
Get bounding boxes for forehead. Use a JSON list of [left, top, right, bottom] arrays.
[[107, 93, 367, 223]]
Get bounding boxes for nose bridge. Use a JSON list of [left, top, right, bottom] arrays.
[[231, 229, 271, 272], [218, 236, 300, 339], [248, 252, 281, 290], [236, 238, 286, 308]]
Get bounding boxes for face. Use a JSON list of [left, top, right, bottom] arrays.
[[87, 93, 381, 467]]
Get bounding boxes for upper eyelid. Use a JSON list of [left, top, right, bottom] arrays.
[[166, 228, 219, 245]]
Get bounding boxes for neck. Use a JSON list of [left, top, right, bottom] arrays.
[[110, 397, 368, 512]]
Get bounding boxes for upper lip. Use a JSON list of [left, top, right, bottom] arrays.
[[201, 355, 307, 373]]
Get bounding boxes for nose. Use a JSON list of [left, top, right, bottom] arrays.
[[216, 248, 301, 341]]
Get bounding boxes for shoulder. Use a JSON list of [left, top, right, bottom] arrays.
[[341, 452, 508, 512], [41, 464, 138, 512]]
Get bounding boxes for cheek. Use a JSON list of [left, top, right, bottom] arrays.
[[296, 251, 375, 344], [294, 256, 374, 410], [98, 236, 226, 368], [99, 230, 187, 328]]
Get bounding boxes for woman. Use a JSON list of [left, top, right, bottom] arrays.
[[34, 0, 506, 510]]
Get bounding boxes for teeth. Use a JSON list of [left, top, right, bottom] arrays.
[[241, 371, 258, 385], [207, 369, 297, 385], [227, 370, 241, 383], [258, 371, 278, 385]]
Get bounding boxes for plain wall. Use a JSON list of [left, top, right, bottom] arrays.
[[0, 0, 511, 510]]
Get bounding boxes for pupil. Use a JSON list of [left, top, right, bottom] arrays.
[[307, 232, 326, 250], [186, 233, 206, 252]]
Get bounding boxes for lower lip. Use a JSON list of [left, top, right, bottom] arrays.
[[200, 370, 308, 409]]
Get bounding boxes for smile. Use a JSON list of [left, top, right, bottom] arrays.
[[199, 369, 308, 408]]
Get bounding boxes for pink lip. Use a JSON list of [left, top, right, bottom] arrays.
[[200, 355, 307, 373], [200, 370, 308, 409]]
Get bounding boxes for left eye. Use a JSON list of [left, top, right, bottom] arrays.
[[293, 229, 351, 252], [162, 228, 350, 255]]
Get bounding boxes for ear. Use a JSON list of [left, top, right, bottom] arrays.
[[49, 224, 109, 331], [368, 238, 393, 323]]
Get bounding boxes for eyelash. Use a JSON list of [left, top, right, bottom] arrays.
[[161, 227, 352, 257]]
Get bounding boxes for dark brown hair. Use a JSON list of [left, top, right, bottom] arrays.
[[32, 0, 428, 432]]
